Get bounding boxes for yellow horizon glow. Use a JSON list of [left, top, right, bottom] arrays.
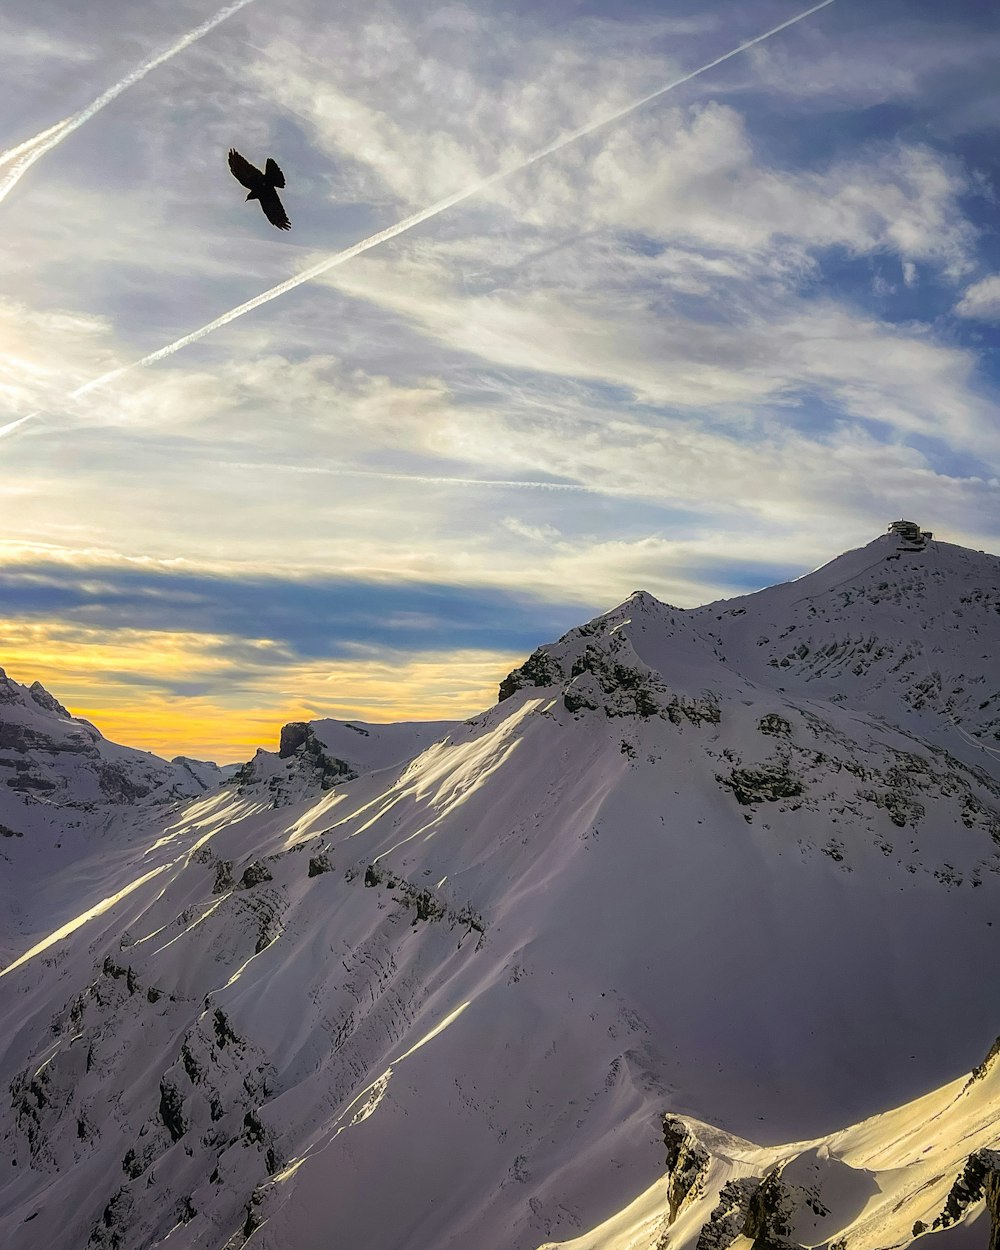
[[0, 618, 520, 762]]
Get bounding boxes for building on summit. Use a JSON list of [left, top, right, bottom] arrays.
[[888, 519, 933, 549]]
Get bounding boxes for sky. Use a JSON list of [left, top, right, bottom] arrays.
[[0, 0, 998, 762]]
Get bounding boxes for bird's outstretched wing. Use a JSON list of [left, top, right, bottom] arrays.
[[264, 157, 285, 188], [228, 148, 262, 188], [258, 187, 291, 230]]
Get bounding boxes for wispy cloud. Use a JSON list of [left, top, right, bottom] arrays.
[[1, 0, 997, 756], [0, 0, 257, 206], [33, 0, 837, 421], [955, 274, 1000, 321]]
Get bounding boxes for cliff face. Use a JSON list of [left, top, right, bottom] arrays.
[[227, 717, 456, 806]]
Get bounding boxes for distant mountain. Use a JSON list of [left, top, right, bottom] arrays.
[[0, 668, 227, 812], [0, 669, 237, 961], [1, 524, 998, 1250]]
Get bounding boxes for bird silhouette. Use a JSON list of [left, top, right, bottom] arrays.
[[228, 148, 290, 230]]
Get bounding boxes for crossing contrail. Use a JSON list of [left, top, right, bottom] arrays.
[[0, 0, 257, 207], [4, 0, 834, 441], [0, 118, 74, 170], [69, 0, 834, 404]]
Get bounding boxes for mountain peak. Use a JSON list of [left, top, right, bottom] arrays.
[[27, 680, 69, 717], [1, 526, 999, 1250]]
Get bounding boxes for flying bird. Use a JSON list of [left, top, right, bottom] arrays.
[[228, 148, 290, 230]]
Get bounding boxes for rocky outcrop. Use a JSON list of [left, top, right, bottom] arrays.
[[986, 1158, 1000, 1250], [718, 764, 804, 806], [966, 1035, 1000, 1090], [278, 722, 356, 788], [308, 852, 332, 877], [933, 1149, 1000, 1237], [741, 1169, 797, 1250], [697, 1177, 760, 1250], [498, 648, 565, 701], [230, 723, 358, 806], [499, 630, 721, 726], [664, 1117, 710, 1222]]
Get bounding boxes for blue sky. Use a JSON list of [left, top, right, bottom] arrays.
[[0, 0, 998, 758]]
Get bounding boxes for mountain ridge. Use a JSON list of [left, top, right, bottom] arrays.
[[1, 524, 998, 1250]]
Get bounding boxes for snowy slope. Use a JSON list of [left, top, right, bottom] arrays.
[[0, 669, 231, 964], [1, 525, 998, 1250], [229, 716, 457, 805], [545, 1041, 1000, 1250]]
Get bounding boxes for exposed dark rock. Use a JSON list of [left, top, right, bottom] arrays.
[[564, 685, 599, 713], [933, 1149, 1000, 1235], [361, 862, 482, 934], [569, 647, 668, 719], [280, 723, 357, 790], [212, 860, 234, 894], [663, 1117, 710, 1222], [499, 648, 563, 702], [157, 1080, 187, 1142], [0, 723, 90, 753], [665, 694, 721, 726], [88, 1186, 134, 1249], [308, 852, 333, 877], [7, 772, 58, 792], [238, 860, 273, 889], [181, 1042, 204, 1085], [697, 1177, 761, 1250], [966, 1035, 1000, 1090], [719, 765, 804, 806], [742, 1168, 797, 1250], [278, 722, 310, 758], [985, 1158, 1000, 1250], [859, 788, 924, 828], [213, 1009, 240, 1050], [226, 752, 263, 787]]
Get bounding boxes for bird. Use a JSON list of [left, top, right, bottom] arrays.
[[228, 148, 290, 230]]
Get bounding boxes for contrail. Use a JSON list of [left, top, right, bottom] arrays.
[[69, 0, 834, 404], [0, 118, 74, 170], [230, 461, 602, 493], [0, 0, 257, 207], [0, 414, 38, 440], [1, 0, 832, 443]]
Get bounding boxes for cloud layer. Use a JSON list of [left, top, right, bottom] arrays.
[[0, 0, 998, 759]]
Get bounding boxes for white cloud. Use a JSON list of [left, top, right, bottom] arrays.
[[567, 107, 974, 274], [322, 244, 993, 454], [0, 0, 996, 669], [955, 275, 1000, 322]]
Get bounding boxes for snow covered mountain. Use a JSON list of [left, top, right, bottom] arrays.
[[0, 669, 234, 966], [0, 668, 226, 812], [1, 524, 999, 1250]]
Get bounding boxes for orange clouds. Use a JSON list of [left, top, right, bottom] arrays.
[[0, 618, 516, 762]]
